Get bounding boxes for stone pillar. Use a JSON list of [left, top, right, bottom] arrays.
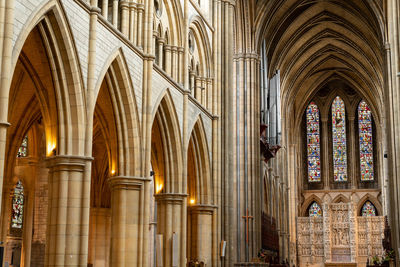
[[136, 4, 144, 48], [120, 1, 129, 36], [164, 45, 172, 75], [200, 77, 206, 106], [22, 189, 34, 267], [108, 176, 150, 267], [177, 47, 184, 84], [44, 155, 92, 267], [152, 31, 158, 62], [0, 0, 15, 231], [321, 117, 329, 189], [129, 2, 137, 43], [195, 77, 201, 101], [88, 208, 111, 267], [157, 38, 165, 67], [155, 193, 186, 267], [188, 205, 215, 265], [348, 117, 357, 188], [206, 78, 212, 110], [189, 71, 196, 97], [171, 46, 178, 81], [101, 0, 109, 18], [112, 0, 119, 27]]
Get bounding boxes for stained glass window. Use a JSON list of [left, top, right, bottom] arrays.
[[332, 96, 347, 181], [308, 202, 322, 217], [11, 181, 24, 229], [306, 102, 321, 182], [361, 201, 376, 217], [17, 136, 28, 157], [358, 101, 374, 181]]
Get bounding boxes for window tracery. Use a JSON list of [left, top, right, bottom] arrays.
[[308, 201, 322, 217], [361, 201, 376, 217]]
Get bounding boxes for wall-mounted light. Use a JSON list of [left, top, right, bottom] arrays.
[[189, 198, 195, 205], [47, 142, 56, 156], [156, 184, 163, 194], [111, 169, 116, 175]]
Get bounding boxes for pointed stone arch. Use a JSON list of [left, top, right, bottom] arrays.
[[151, 88, 183, 193], [187, 116, 212, 205], [93, 48, 142, 176], [301, 195, 324, 217], [189, 16, 213, 78], [10, 2, 86, 156], [357, 193, 382, 216]]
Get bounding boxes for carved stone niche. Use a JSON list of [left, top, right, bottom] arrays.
[[297, 203, 386, 267]]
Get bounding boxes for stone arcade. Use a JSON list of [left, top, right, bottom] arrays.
[[0, 1, 399, 267]]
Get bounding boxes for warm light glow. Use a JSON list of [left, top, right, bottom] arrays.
[[190, 199, 195, 205], [111, 169, 116, 175], [156, 184, 163, 193], [46, 142, 56, 156]]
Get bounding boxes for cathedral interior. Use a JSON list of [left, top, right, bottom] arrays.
[[0, 0, 399, 267]]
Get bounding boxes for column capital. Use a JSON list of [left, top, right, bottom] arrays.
[[0, 121, 11, 128], [89, 6, 101, 15], [164, 44, 172, 51], [136, 3, 145, 12], [177, 46, 184, 53], [188, 204, 217, 214], [45, 155, 93, 170], [129, 2, 137, 9], [120, 1, 129, 9], [154, 193, 188, 204], [233, 52, 260, 61], [108, 176, 151, 190], [171, 45, 178, 52], [157, 37, 166, 44]]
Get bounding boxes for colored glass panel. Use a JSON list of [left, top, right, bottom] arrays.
[[332, 96, 348, 181], [306, 102, 321, 182], [11, 181, 24, 228], [17, 136, 28, 157], [308, 202, 322, 217], [358, 101, 374, 181], [361, 201, 376, 217]]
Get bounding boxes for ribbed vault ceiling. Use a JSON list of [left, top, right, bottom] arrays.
[[254, 0, 385, 121]]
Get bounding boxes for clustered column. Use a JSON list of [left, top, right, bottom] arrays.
[[188, 204, 216, 265], [108, 176, 150, 267], [154, 193, 187, 267], [44, 155, 92, 267]]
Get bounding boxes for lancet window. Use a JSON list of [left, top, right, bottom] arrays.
[[358, 101, 374, 181], [332, 96, 347, 182], [17, 135, 28, 157], [304, 93, 377, 187], [308, 202, 322, 217], [306, 102, 321, 182], [11, 181, 24, 229]]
